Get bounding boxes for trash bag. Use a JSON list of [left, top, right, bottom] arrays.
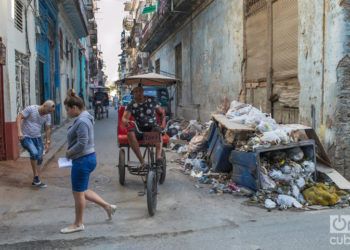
[[257, 120, 276, 133], [290, 162, 303, 177], [177, 145, 188, 154], [167, 127, 179, 137], [260, 172, 277, 190], [276, 194, 303, 208], [281, 165, 292, 174], [188, 134, 207, 153], [287, 147, 304, 161], [265, 199, 277, 209], [296, 177, 306, 189], [302, 183, 340, 206], [261, 131, 281, 145], [274, 129, 291, 144], [302, 161, 315, 176], [269, 169, 293, 182], [192, 159, 209, 173]]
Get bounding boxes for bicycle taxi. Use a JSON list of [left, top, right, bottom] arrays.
[[116, 73, 179, 216], [89, 86, 110, 120]]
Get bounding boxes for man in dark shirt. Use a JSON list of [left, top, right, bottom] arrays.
[[122, 84, 166, 167]]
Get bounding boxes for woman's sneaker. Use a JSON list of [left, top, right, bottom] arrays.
[[32, 177, 47, 188]]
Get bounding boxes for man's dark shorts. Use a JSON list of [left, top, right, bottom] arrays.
[[128, 126, 162, 141], [20, 137, 44, 165]]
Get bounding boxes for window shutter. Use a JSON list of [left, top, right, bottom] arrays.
[[14, 0, 24, 32]]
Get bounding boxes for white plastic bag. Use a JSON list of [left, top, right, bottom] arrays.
[[274, 129, 291, 144], [288, 147, 304, 161], [261, 131, 281, 144], [269, 169, 293, 182], [264, 199, 277, 209], [276, 194, 303, 208], [296, 177, 306, 189], [260, 173, 277, 190], [177, 145, 188, 154], [302, 161, 315, 176]]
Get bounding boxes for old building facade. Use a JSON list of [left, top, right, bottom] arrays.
[[121, 0, 350, 178], [0, 0, 101, 160]]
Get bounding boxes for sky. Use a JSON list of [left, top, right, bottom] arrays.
[[95, 0, 124, 83]]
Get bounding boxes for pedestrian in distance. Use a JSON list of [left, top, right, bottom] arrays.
[[16, 100, 55, 188], [61, 89, 116, 234], [113, 95, 119, 110]]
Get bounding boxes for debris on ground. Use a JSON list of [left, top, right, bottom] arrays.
[[168, 100, 350, 211]]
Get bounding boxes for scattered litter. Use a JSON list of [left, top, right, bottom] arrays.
[[276, 194, 303, 209], [264, 199, 277, 209]]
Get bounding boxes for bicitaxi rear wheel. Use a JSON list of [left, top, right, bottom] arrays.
[[118, 149, 126, 185]]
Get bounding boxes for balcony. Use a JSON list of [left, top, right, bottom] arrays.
[[140, 0, 204, 52], [123, 15, 134, 31], [60, 0, 88, 38]]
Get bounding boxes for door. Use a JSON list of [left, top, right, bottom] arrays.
[[38, 60, 45, 105], [0, 65, 6, 160], [244, 0, 299, 123]]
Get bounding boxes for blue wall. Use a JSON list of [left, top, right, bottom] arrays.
[[37, 0, 60, 124]]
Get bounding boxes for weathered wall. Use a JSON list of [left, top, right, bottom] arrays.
[[299, 0, 350, 179], [58, 5, 80, 120], [298, 0, 325, 129], [0, 0, 37, 122], [150, 0, 244, 121]]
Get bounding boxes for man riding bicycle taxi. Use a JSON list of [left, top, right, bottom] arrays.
[[121, 83, 166, 168], [93, 90, 108, 116]]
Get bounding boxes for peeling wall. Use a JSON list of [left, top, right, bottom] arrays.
[[150, 0, 244, 121], [299, 0, 350, 178], [298, 0, 325, 129]]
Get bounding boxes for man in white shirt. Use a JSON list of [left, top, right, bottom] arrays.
[[16, 100, 55, 188]]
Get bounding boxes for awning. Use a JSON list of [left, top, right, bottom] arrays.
[[116, 73, 180, 87]]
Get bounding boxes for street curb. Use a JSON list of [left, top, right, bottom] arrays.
[[41, 140, 67, 171]]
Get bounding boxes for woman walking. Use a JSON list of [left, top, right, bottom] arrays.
[[61, 89, 116, 234]]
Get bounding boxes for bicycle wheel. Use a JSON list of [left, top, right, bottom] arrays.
[[96, 106, 101, 120], [147, 170, 157, 216], [159, 149, 167, 184], [118, 149, 126, 185], [106, 107, 109, 118]]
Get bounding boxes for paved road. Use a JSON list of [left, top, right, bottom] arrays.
[[0, 108, 349, 250]]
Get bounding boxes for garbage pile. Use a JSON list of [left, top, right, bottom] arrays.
[[168, 101, 350, 210], [168, 119, 211, 155], [255, 148, 315, 209], [225, 101, 305, 151]]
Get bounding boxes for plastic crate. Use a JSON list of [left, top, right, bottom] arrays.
[[229, 140, 316, 191], [209, 131, 234, 173]]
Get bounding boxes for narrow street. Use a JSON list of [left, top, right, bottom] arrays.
[[0, 108, 348, 250]]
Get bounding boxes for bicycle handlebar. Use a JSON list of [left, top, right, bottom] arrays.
[[128, 120, 171, 134]]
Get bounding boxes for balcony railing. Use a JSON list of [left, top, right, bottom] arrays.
[[140, 0, 204, 52]]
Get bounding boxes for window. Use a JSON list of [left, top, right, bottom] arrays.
[[155, 59, 160, 73], [14, 0, 24, 32], [70, 44, 74, 68], [175, 43, 182, 104], [59, 29, 63, 59], [65, 39, 69, 59]]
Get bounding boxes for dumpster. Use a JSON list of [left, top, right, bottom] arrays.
[[229, 140, 316, 191], [209, 130, 234, 173]]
